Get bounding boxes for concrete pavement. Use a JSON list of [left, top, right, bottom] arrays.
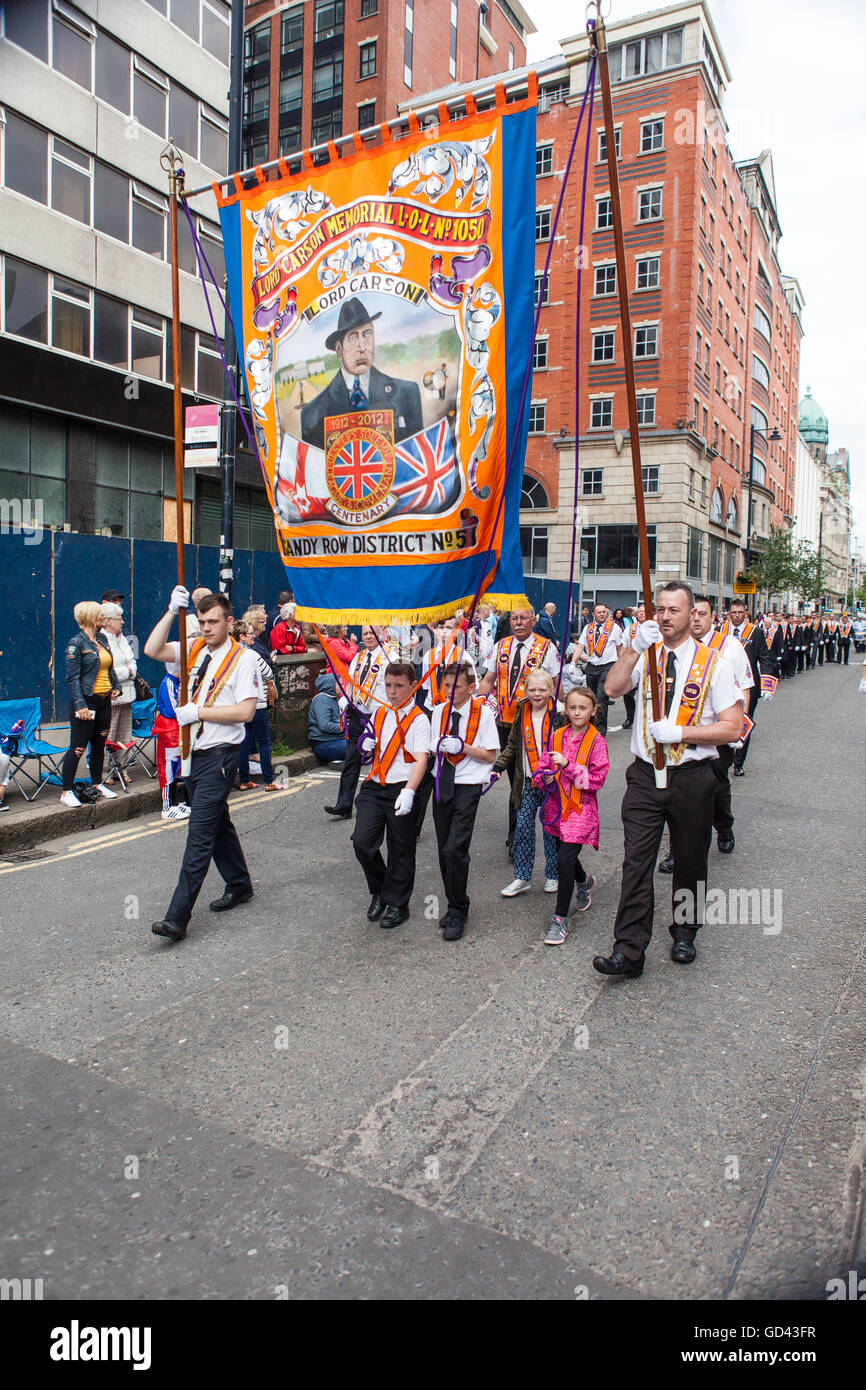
[[1, 663, 864, 1300]]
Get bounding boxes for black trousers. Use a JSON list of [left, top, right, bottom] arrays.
[[62, 694, 112, 790], [786, 645, 798, 677], [555, 840, 587, 917], [497, 721, 517, 845], [165, 744, 250, 928], [414, 762, 435, 836], [333, 707, 366, 813], [807, 643, 818, 669], [612, 758, 716, 961], [711, 744, 735, 832], [733, 686, 759, 770], [817, 642, 825, 666], [837, 638, 850, 664], [623, 689, 636, 724], [352, 780, 417, 909], [585, 662, 616, 735], [796, 645, 806, 672], [432, 782, 483, 919]]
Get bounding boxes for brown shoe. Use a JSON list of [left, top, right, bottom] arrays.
[[238, 782, 258, 790]]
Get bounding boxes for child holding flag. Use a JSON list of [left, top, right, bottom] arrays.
[[533, 687, 609, 946]]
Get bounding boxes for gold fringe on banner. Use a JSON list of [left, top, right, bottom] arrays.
[[297, 593, 531, 627]]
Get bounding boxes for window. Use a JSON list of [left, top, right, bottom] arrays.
[[753, 303, 772, 340], [592, 331, 615, 363], [595, 524, 657, 570], [202, 0, 230, 63], [751, 404, 768, 434], [536, 144, 553, 177], [594, 264, 616, 296], [132, 185, 166, 258], [404, 0, 414, 87], [590, 398, 612, 429], [51, 274, 90, 356], [636, 256, 660, 291], [752, 355, 770, 391], [726, 495, 738, 533], [93, 293, 128, 370], [53, 4, 94, 90], [95, 31, 130, 113], [361, 0, 378, 14], [133, 58, 168, 137], [687, 525, 704, 579], [312, 111, 342, 144], [636, 394, 656, 426], [710, 485, 724, 525], [707, 534, 721, 583], [201, 110, 228, 172], [638, 188, 662, 221], [51, 136, 91, 224], [520, 475, 550, 509], [696, 329, 702, 367], [170, 83, 199, 160], [596, 197, 613, 230], [359, 41, 377, 78], [641, 465, 659, 493], [196, 332, 224, 398], [3, 257, 48, 342], [708, 213, 714, 245], [358, 101, 376, 130], [534, 274, 549, 307], [697, 264, 705, 300], [535, 208, 551, 242], [640, 119, 664, 153], [315, 0, 345, 42], [245, 18, 271, 64], [607, 26, 683, 81], [532, 338, 548, 370], [597, 127, 621, 161], [4, 113, 47, 204], [528, 402, 546, 433], [245, 75, 270, 121], [634, 325, 657, 357], [94, 162, 129, 241], [282, 4, 304, 50], [582, 469, 604, 497], [171, 0, 199, 40], [0, 404, 66, 527], [520, 525, 548, 576], [280, 72, 303, 110], [4, 0, 49, 61], [449, 0, 457, 77]]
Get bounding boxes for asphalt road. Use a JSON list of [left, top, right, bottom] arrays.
[[2, 662, 865, 1301]]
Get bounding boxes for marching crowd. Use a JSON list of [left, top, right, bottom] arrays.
[[40, 581, 863, 977]]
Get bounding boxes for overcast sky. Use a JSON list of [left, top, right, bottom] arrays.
[[526, 0, 866, 556]]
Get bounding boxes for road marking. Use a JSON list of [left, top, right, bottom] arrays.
[[0, 778, 318, 876]]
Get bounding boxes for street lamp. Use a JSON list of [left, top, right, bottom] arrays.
[[746, 421, 783, 572]]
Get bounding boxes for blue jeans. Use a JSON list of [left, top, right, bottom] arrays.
[[311, 736, 347, 762], [239, 708, 273, 781], [512, 782, 558, 882]]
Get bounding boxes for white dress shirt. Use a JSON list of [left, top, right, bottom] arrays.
[[169, 638, 259, 750], [628, 635, 738, 766], [431, 698, 499, 785], [374, 704, 431, 784], [580, 620, 624, 667], [483, 635, 560, 681], [348, 645, 389, 713]]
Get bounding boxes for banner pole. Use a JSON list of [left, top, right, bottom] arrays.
[[593, 16, 666, 784], [161, 141, 189, 763]]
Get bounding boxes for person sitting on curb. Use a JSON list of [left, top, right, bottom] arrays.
[[308, 672, 347, 766]]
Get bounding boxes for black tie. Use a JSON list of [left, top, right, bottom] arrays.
[[508, 642, 523, 699], [439, 708, 462, 804], [663, 652, 677, 718], [190, 653, 212, 703], [359, 653, 372, 688]]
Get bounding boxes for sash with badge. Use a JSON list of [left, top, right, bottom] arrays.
[[186, 636, 246, 755], [439, 696, 485, 766], [760, 675, 778, 696], [366, 702, 424, 785], [494, 634, 550, 724], [520, 698, 553, 774], [641, 642, 716, 765], [586, 616, 615, 659], [540, 724, 599, 833]]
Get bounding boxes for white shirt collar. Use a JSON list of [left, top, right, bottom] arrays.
[[341, 366, 371, 395], [662, 635, 695, 661]]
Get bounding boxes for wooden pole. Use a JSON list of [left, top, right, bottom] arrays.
[[161, 142, 189, 760], [593, 16, 666, 779]]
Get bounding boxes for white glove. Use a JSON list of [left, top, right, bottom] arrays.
[[761, 691, 773, 702], [439, 735, 463, 755], [394, 787, 415, 816], [169, 585, 190, 614], [632, 619, 662, 654], [649, 718, 682, 744], [338, 695, 348, 712], [176, 702, 201, 727]]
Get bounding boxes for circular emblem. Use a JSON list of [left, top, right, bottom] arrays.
[[325, 426, 396, 522], [682, 681, 700, 700]]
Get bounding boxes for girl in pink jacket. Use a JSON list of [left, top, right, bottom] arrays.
[[533, 686, 609, 946]]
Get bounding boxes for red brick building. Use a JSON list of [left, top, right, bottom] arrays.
[[241, 0, 533, 167], [407, 0, 804, 612]]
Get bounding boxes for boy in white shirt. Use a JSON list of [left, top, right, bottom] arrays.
[[430, 662, 499, 940], [351, 662, 431, 929]]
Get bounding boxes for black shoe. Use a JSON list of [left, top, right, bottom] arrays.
[[151, 919, 186, 942], [324, 804, 351, 818], [621, 719, 633, 729], [717, 831, 735, 853], [367, 893, 386, 921], [209, 887, 253, 912], [443, 916, 466, 941], [671, 936, 697, 964], [380, 905, 410, 928], [658, 854, 675, 874], [592, 950, 644, 978], [733, 767, 745, 777]]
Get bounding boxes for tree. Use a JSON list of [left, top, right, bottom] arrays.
[[755, 525, 798, 600], [796, 546, 824, 604]]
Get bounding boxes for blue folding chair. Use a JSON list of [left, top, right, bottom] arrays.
[[0, 698, 70, 801], [125, 697, 157, 779]]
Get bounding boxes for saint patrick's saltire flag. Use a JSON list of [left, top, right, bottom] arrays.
[[216, 75, 537, 624]]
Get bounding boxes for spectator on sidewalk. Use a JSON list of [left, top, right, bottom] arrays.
[[321, 624, 358, 668], [270, 602, 307, 655], [233, 620, 279, 790], [100, 602, 137, 756], [266, 590, 293, 644], [308, 672, 347, 765], [60, 602, 122, 807]]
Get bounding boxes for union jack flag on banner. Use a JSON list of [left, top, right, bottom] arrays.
[[217, 75, 538, 623]]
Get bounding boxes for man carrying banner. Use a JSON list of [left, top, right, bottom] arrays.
[[725, 599, 771, 777], [324, 623, 389, 819], [571, 602, 625, 737], [592, 582, 743, 978], [477, 609, 560, 856], [300, 297, 424, 451], [145, 589, 260, 944]]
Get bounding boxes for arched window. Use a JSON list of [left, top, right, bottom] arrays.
[[710, 484, 724, 525], [520, 474, 550, 509], [726, 493, 739, 532]]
